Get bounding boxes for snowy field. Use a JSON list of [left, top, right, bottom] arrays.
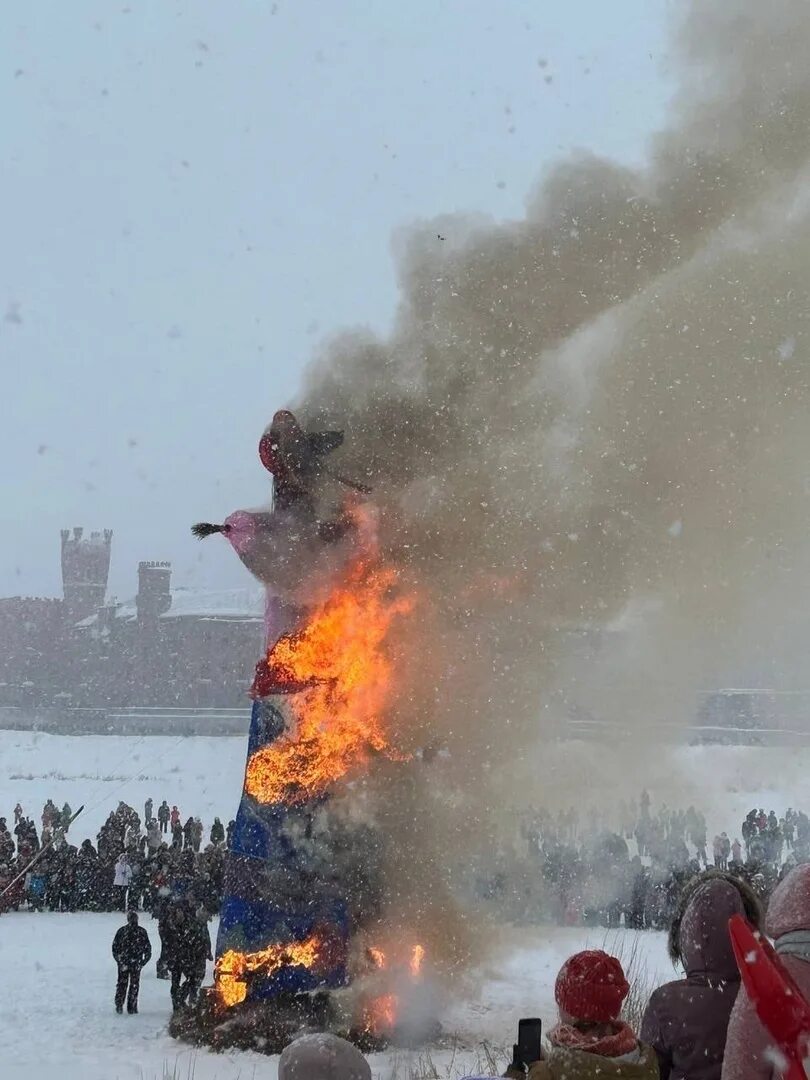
[[0, 911, 672, 1080], [0, 730, 249, 839], [1, 730, 808, 1078], [1, 729, 808, 844]]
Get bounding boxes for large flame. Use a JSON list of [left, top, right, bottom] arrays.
[[215, 935, 324, 1008], [245, 558, 414, 805]]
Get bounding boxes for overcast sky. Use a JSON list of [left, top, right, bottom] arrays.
[[2, 0, 674, 600]]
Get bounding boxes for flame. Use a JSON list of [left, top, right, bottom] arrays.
[[358, 942, 427, 1037], [368, 947, 387, 970], [410, 943, 425, 978], [363, 993, 398, 1036], [215, 934, 323, 1008], [245, 558, 414, 805]]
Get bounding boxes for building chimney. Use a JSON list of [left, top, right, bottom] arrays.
[[136, 561, 172, 621]]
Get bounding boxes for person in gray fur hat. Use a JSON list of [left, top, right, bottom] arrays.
[[278, 1033, 372, 1080]]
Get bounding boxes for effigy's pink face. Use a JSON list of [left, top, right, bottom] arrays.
[[223, 511, 259, 555]]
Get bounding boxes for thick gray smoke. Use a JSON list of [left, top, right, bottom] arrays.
[[293, 0, 810, 970]]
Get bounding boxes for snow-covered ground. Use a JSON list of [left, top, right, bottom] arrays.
[[0, 911, 672, 1080], [1, 729, 807, 1077]]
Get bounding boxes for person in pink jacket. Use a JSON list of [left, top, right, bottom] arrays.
[[721, 863, 810, 1080]]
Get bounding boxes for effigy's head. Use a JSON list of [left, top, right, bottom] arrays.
[[193, 409, 356, 588], [258, 410, 308, 478], [193, 404, 360, 592], [258, 409, 344, 501]]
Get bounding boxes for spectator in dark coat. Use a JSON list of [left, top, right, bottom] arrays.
[[191, 817, 203, 853], [155, 895, 176, 979], [75, 840, 99, 910], [157, 801, 170, 834], [0, 819, 14, 863], [210, 817, 225, 846], [42, 799, 58, 830], [640, 871, 761, 1080], [166, 904, 212, 1011], [112, 911, 152, 1014]]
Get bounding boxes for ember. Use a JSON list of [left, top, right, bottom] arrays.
[[215, 934, 324, 1008], [368, 946, 387, 970], [244, 557, 414, 805], [410, 943, 425, 978]]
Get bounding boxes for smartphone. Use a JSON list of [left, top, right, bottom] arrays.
[[517, 1017, 543, 1066]]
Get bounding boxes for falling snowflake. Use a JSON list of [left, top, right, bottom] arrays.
[[777, 337, 796, 362]]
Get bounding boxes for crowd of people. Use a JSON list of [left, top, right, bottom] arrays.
[[486, 791, 810, 933], [0, 797, 232, 916], [5, 791, 805, 932], [0, 797, 222, 1016], [3, 789, 809, 1077], [502, 864, 810, 1080]]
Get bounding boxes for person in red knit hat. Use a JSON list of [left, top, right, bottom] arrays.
[[505, 950, 658, 1080]]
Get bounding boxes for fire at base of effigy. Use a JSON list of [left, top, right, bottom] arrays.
[[172, 523, 440, 1054]]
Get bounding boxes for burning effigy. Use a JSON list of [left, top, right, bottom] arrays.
[[174, 410, 427, 1052]]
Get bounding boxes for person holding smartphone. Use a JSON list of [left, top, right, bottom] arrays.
[[504, 950, 657, 1080]]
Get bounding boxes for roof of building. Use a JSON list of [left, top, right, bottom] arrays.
[[163, 587, 265, 620], [75, 587, 264, 628]]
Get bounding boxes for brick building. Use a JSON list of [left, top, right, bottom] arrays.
[[0, 528, 263, 710]]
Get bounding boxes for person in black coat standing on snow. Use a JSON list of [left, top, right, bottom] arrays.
[[166, 903, 212, 1011], [210, 817, 225, 847], [112, 911, 152, 1014]]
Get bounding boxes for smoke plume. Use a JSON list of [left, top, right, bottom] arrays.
[[293, 0, 810, 968]]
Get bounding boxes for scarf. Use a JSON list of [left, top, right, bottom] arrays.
[[548, 1021, 639, 1058]]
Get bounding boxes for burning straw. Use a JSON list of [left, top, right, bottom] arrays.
[[246, 557, 415, 806]]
